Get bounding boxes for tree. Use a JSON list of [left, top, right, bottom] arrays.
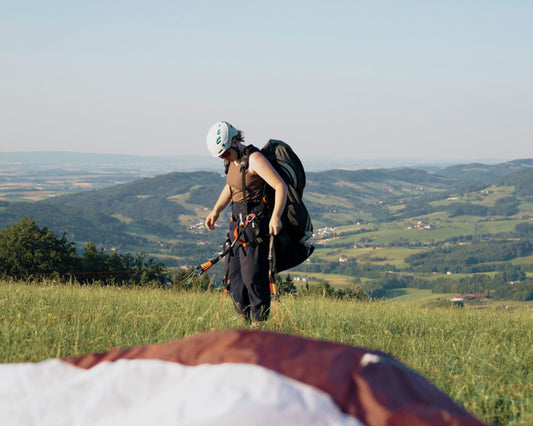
[[278, 274, 297, 295], [171, 267, 211, 291], [80, 241, 109, 283], [515, 222, 533, 239], [0, 217, 78, 276], [302, 280, 336, 297], [0, 217, 169, 286]]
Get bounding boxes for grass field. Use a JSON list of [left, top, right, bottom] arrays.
[[343, 222, 479, 246], [477, 219, 526, 234], [384, 288, 452, 302], [289, 271, 358, 287], [1, 279, 532, 425], [311, 245, 424, 267]]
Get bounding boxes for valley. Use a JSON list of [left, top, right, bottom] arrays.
[[1, 155, 533, 301]]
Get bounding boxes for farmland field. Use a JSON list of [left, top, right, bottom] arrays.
[[384, 288, 452, 302]]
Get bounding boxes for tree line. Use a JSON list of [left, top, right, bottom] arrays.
[[405, 239, 532, 274], [297, 226, 533, 301], [0, 217, 169, 286]]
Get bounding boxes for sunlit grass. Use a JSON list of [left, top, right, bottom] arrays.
[[384, 288, 452, 302], [476, 219, 524, 234], [2, 279, 532, 424], [110, 213, 134, 224], [289, 272, 357, 288]]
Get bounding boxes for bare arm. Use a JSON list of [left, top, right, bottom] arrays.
[[205, 184, 232, 231], [248, 152, 288, 235]]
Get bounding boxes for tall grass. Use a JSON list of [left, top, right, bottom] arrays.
[[1, 279, 531, 425]]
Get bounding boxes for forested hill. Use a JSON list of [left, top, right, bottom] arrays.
[[0, 159, 532, 257], [438, 159, 533, 185], [0, 172, 225, 248], [45, 171, 223, 213], [499, 167, 533, 197], [306, 168, 453, 200]]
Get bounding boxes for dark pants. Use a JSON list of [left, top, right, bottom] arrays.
[[224, 202, 270, 322]]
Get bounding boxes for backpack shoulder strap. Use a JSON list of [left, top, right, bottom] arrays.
[[239, 145, 259, 171], [238, 145, 260, 215]]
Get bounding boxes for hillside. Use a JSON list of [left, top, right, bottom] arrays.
[[0, 171, 227, 264], [2, 166, 457, 248], [499, 166, 533, 197], [305, 167, 454, 226], [438, 158, 533, 185], [1, 159, 532, 290]]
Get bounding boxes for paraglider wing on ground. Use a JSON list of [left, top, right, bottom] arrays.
[[1, 330, 486, 426]]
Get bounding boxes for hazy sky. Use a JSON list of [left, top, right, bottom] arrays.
[[1, 1, 532, 162]]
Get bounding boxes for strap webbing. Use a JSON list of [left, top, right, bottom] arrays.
[[240, 155, 249, 216]]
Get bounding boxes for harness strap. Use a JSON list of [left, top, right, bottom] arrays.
[[232, 213, 263, 247], [240, 156, 249, 216], [239, 147, 270, 220]]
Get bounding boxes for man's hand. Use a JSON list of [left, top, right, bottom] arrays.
[[205, 210, 219, 231], [269, 216, 283, 236]]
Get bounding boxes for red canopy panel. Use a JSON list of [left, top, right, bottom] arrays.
[[65, 330, 486, 426]]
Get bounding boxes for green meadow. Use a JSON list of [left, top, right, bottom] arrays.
[[1, 280, 532, 425]]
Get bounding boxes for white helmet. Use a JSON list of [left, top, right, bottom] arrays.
[[206, 121, 239, 157]]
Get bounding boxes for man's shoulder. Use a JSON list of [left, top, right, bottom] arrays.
[[241, 145, 263, 169]]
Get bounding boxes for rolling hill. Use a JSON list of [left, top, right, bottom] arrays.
[[0, 159, 532, 269]]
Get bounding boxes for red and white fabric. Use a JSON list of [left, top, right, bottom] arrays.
[[0, 330, 486, 425]]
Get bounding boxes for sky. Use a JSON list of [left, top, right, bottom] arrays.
[[1, 1, 532, 164]]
